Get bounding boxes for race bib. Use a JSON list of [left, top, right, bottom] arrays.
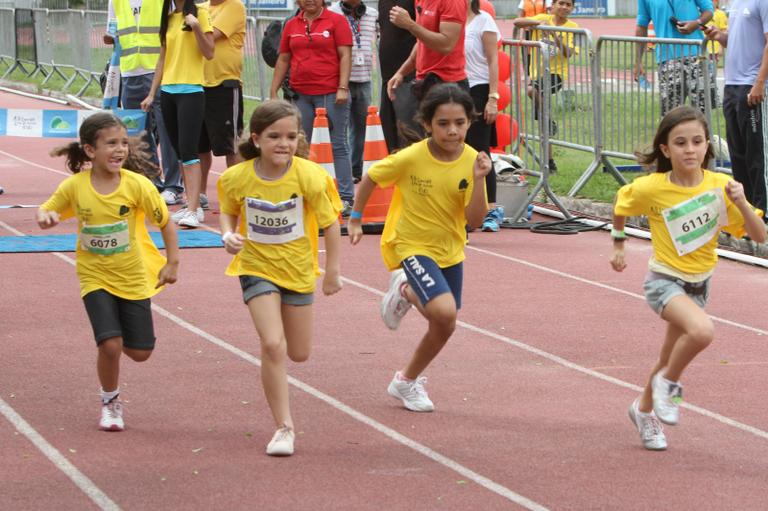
[[80, 220, 130, 255], [662, 188, 728, 256], [245, 196, 304, 244]]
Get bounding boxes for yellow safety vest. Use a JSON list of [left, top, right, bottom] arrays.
[[114, 0, 162, 73], [522, 0, 546, 17]]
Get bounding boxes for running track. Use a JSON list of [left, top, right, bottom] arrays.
[[1, 91, 768, 510]]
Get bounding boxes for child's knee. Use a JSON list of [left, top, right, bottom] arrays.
[[688, 322, 714, 349], [98, 338, 122, 359], [427, 302, 457, 334], [261, 336, 287, 360], [124, 348, 153, 362], [287, 348, 311, 363]]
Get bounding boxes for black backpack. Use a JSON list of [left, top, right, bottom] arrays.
[[261, 10, 299, 68]]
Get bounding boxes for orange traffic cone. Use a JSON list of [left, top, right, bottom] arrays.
[[309, 108, 335, 179], [360, 105, 392, 232], [647, 21, 656, 50]]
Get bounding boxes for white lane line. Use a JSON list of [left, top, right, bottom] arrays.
[[0, 397, 121, 511], [339, 275, 768, 441], [0, 149, 70, 177], [466, 245, 768, 336], [0, 223, 548, 510]]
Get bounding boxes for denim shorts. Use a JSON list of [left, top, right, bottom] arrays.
[[643, 272, 710, 315], [239, 275, 313, 306], [401, 255, 463, 309]]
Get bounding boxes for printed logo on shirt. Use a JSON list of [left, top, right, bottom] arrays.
[[458, 179, 469, 191], [153, 207, 163, 224], [322, 30, 330, 38], [77, 206, 93, 223], [410, 175, 433, 196], [119, 205, 130, 216], [291, 193, 298, 199]]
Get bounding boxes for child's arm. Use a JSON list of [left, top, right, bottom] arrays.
[[156, 220, 180, 288], [726, 180, 767, 243], [610, 213, 628, 272], [321, 220, 342, 295], [348, 174, 377, 245], [36, 208, 60, 229], [220, 212, 245, 255], [464, 152, 492, 229], [513, 17, 542, 29]]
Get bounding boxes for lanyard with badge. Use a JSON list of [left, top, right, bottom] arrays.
[[661, 187, 728, 256], [81, 220, 130, 255], [245, 196, 305, 244]]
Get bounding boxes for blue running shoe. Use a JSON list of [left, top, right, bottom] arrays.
[[481, 206, 504, 232]]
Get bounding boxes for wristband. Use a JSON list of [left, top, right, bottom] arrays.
[[349, 210, 363, 220], [610, 228, 627, 240], [221, 231, 234, 244]]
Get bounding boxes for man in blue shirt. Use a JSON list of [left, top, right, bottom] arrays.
[[705, 0, 768, 218], [634, 0, 714, 115]]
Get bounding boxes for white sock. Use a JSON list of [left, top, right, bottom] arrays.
[[101, 388, 120, 404]]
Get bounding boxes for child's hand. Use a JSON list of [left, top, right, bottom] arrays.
[[473, 152, 492, 180], [36, 209, 59, 229], [223, 232, 245, 255], [322, 270, 342, 295], [156, 261, 179, 288], [725, 180, 747, 205], [610, 246, 627, 272], [348, 219, 364, 245]]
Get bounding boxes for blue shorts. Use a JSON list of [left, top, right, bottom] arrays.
[[239, 275, 314, 306], [643, 272, 710, 315], [401, 255, 463, 308]]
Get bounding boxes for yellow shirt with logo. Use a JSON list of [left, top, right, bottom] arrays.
[[203, 0, 246, 87], [528, 14, 579, 80], [367, 139, 482, 271], [614, 170, 757, 275], [40, 169, 169, 299], [217, 157, 342, 293], [706, 9, 728, 56], [161, 3, 213, 86]]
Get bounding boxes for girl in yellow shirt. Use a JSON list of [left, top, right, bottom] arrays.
[[217, 100, 342, 456], [611, 106, 765, 451], [38, 112, 180, 432], [349, 83, 491, 412]]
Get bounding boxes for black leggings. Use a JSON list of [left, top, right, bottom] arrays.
[[160, 91, 205, 164], [465, 83, 497, 203]]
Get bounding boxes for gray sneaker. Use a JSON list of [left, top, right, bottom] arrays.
[[652, 371, 682, 425], [628, 398, 667, 451]]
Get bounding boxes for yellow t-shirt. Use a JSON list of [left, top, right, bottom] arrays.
[[528, 14, 580, 80], [614, 170, 759, 275], [706, 9, 728, 56], [367, 139, 483, 271], [217, 157, 342, 293], [40, 169, 170, 299], [203, 0, 246, 87], [161, 3, 213, 86]]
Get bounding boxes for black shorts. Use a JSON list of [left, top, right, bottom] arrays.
[[530, 74, 563, 95], [82, 289, 156, 350], [198, 82, 244, 156]]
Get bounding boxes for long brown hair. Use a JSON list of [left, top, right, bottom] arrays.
[[636, 106, 714, 172], [238, 100, 309, 160], [50, 112, 158, 177]]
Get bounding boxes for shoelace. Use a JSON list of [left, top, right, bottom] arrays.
[[407, 376, 428, 398], [273, 425, 293, 443], [105, 400, 122, 418], [642, 415, 664, 439]]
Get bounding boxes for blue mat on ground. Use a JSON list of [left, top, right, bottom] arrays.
[[0, 230, 223, 253]]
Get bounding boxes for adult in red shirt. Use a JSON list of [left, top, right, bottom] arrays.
[[270, 0, 355, 213], [386, 0, 469, 105]]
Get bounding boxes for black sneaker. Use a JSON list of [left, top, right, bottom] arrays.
[[548, 159, 558, 174]]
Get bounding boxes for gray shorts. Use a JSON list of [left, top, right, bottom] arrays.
[[239, 275, 313, 306], [643, 272, 710, 315]]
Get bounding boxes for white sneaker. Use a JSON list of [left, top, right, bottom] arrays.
[[651, 370, 682, 425], [178, 209, 201, 228], [99, 399, 124, 431], [172, 207, 204, 224], [199, 193, 209, 210], [266, 425, 295, 456], [381, 269, 411, 330], [160, 190, 182, 205], [387, 372, 434, 412], [628, 398, 667, 451]]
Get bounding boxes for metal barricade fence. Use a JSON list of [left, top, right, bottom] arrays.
[[0, 8, 14, 67], [503, 38, 572, 223], [243, 15, 280, 102], [569, 35, 721, 196]]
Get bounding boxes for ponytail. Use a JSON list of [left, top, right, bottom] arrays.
[[49, 142, 89, 174]]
